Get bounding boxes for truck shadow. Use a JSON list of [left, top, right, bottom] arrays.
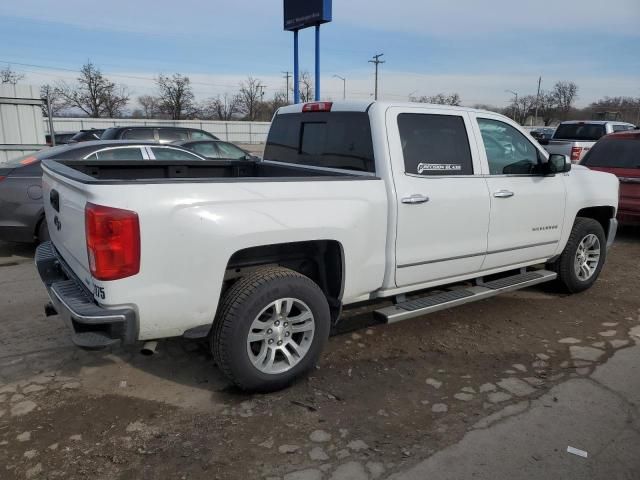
[[0, 240, 35, 260]]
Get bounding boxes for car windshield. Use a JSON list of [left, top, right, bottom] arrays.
[[553, 123, 606, 141], [581, 137, 640, 169], [70, 130, 103, 142]]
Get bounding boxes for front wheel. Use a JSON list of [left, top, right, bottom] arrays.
[[551, 217, 606, 293], [211, 266, 330, 392]]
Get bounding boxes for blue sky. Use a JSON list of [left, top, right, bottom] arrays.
[[1, 0, 639, 107]]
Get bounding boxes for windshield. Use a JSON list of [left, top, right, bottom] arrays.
[[553, 123, 606, 141]]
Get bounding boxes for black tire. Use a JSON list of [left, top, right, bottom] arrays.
[[37, 219, 50, 244], [551, 217, 606, 293], [211, 266, 330, 392]]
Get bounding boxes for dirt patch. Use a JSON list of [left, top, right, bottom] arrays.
[[0, 231, 639, 479]]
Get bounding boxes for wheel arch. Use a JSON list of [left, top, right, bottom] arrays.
[[575, 206, 615, 239], [224, 240, 345, 322]]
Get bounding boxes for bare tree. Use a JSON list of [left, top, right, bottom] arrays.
[[101, 84, 129, 118], [537, 92, 558, 126], [552, 81, 578, 120], [203, 93, 240, 121], [0, 66, 25, 85], [57, 62, 129, 118], [40, 84, 66, 117], [471, 103, 503, 113], [584, 96, 640, 124], [410, 93, 461, 106], [238, 77, 265, 121], [262, 91, 289, 120], [299, 71, 314, 103], [513, 94, 537, 124], [155, 73, 195, 120], [137, 95, 161, 118]]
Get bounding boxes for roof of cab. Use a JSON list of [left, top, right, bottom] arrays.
[[559, 120, 635, 126], [606, 130, 640, 139], [276, 100, 504, 116]]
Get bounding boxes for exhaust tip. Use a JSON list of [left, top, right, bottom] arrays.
[[140, 340, 158, 356]]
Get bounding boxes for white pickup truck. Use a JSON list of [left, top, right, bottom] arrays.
[[36, 101, 619, 391], [544, 120, 636, 162]]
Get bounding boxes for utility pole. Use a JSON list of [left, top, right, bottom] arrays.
[[534, 76, 542, 126], [257, 84, 266, 101], [333, 75, 346, 100], [282, 71, 292, 103], [369, 53, 385, 100]]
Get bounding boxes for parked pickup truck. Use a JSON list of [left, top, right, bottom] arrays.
[[36, 101, 620, 392], [544, 120, 636, 162]]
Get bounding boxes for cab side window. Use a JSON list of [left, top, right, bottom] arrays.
[[478, 118, 542, 175], [398, 114, 473, 176]]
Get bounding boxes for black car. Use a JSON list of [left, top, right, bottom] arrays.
[[0, 141, 206, 243], [173, 140, 259, 161], [530, 127, 556, 144], [68, 129, 105, 143], [45, 132, 76, 146], [101, 126, 218, 143]]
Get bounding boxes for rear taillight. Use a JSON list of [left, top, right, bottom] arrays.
[[85, 203, 140, 281], [303, 102, 333, 112], [0, 176, 5, 182], [570, 146, 583, 162]]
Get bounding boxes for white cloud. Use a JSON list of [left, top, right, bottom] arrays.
[[336, 0, 640, 36]]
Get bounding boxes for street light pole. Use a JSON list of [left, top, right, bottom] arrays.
[[333, 75, 346, 100], [534, 76, 542, 126]]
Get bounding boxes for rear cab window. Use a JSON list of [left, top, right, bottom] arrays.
[[264, 111, 376, 173], [553, 123, 606, 141], [581, 136, 640, 168]]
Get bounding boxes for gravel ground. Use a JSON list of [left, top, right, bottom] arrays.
[[0, 228, 638, 479]]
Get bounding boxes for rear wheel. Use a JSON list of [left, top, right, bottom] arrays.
[[551, 217, 606, 293], [37, 219, 50, 244], [211, 266, 330, 392]]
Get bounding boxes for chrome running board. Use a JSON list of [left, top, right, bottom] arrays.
[[375, 269, 557, 324]]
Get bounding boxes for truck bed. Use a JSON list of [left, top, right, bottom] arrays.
[[43, 159, 370, 184]]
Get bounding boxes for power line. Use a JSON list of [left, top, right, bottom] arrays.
[[368, 53, 385, 100], [0, 59, 260, 91]]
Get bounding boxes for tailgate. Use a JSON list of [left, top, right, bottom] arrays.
[[41, 164, 93, 287], [544, 140, 571, 156]]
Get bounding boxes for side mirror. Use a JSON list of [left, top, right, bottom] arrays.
[[547, 154, 571, 174]]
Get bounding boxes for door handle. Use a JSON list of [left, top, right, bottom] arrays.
[[401, 194, 430, 205], [493, 190, 515, 198]]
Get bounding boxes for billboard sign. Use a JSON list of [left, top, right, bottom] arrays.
[[283, 0, 332, 31]]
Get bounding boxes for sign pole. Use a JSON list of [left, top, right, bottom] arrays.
[[294, 29, 300, 104], [315, 25, 320, 101]]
